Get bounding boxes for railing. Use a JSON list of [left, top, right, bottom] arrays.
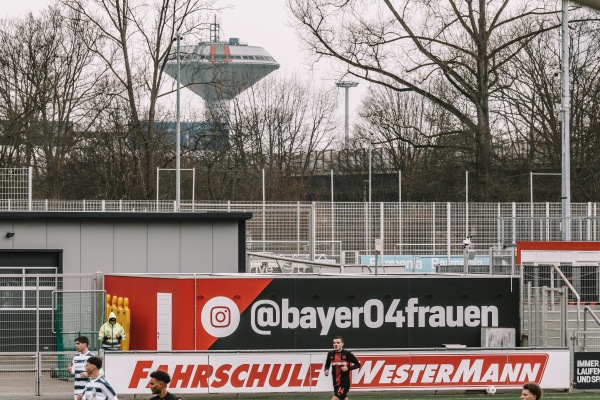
[[581, 306, 600, 352], [553, 264, 581, 333], [246, 251, 343, 274], [0, 352, 75, 397], [1, 201, 599, 263]]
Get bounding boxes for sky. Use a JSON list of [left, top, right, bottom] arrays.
[[2, 0, 367, 140]]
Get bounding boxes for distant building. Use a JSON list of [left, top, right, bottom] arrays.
[[152, 120, 229, 152]]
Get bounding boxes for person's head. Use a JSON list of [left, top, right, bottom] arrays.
[[85, 356, 102, 376], [108, 312, 117, 325], [149, 370, 171, 395], [521, 382, 542, 400], [75, 336, 89, 352], [333, 336, 344, 352]]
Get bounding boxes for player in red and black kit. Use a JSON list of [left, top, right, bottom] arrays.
[[324, 336, 360, 400]]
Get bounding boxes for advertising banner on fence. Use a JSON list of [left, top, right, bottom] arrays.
[[574, 352, 600, 389], [105, 349, 570, 395], [359, 255, 490, 273], [195, 276, 519, 350]]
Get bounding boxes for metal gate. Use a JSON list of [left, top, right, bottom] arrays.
[[0, 273, 103, 353], [523, 284, 569, 347]]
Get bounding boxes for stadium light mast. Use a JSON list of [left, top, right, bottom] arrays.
[[336, 81, 359, 149], [174, 32, 182, 211]]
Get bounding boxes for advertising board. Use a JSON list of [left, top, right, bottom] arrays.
[[105, 349, 570, 395], [359, 255, 490, 273], [195, 276, 519, 350], [574, 352, 600, 389], [104, 275, 519, 350]]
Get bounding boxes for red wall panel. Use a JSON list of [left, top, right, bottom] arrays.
[[105, 275, 195, 350]]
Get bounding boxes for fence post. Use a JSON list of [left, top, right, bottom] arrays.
[[36, 276, 40, 353], [36, 352, 41, 396], [379, 202, 384, 265], [310, 202, 316, 261], [562, 286, 568, 348], [541, 286, 548, 347], [446, 203, 451, 266], [28, 166, 33, 211]]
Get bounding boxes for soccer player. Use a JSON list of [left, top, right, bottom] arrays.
[[521, 382, 542, 400], [324, 336, 361, 400], [77, 356, 118, 400], [148, 370, 181, 400], [68, 336, 95, 400]]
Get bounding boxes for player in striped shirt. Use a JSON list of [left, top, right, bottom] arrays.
[[68, 336, 95, 400], [78, 356, 118, 400]]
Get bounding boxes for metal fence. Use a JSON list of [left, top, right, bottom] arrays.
[[0, 273, 104, 353], [1, 200, 598, 264], [0, 167, 32, 207], [521, 264, 600, 349], [0, 352, 77, 397]]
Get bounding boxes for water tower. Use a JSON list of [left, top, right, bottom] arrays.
[[163, 20, 280, 121]]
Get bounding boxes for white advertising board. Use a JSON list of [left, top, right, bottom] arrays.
[[105, 349, 570, 395]]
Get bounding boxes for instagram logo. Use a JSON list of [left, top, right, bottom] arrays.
[[210, 306, 230, 327], [201, 297, 240, 338]]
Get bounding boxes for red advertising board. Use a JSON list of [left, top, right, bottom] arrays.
[[105, 349, 569, 395]]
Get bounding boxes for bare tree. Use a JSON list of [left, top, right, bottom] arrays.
[[351, 84, 473, 200], [498, 17, 600, 201], [0, 6, 106, 198], [190, 74, 338, 201], [60, 0, 219, 199], [288, 0, 567, 200]]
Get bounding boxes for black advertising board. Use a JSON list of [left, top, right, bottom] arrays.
[[574, 352, 600, 389], [195, 276, 520, 350]]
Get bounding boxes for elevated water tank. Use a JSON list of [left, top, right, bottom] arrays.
[[163, 39, 280, 104]]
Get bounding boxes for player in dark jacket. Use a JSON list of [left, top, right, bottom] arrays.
[[148, 370, 181, 400], [324, 336, 361, 400]]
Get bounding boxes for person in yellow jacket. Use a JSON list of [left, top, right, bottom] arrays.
[[99, 312, 126, 351]]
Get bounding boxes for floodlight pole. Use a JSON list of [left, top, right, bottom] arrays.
[[561, 0, 571, 240], [175, 32, 182, 212], [369, 130, 372, 204], [336, 81, 359, 149]]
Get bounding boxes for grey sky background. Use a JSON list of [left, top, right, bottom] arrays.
[[3, 0, 367, 142]]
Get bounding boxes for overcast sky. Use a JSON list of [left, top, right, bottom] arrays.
[[3, 0, 366, 134]]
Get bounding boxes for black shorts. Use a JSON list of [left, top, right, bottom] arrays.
[[333, 384, 350, 399]]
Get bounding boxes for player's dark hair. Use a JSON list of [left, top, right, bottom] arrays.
[[87, 356, 102, 369], [523, 382, 542, 400], [150, 370, 171, 384], [75, 336, 89, 345], [333, 335, 344, 342]]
